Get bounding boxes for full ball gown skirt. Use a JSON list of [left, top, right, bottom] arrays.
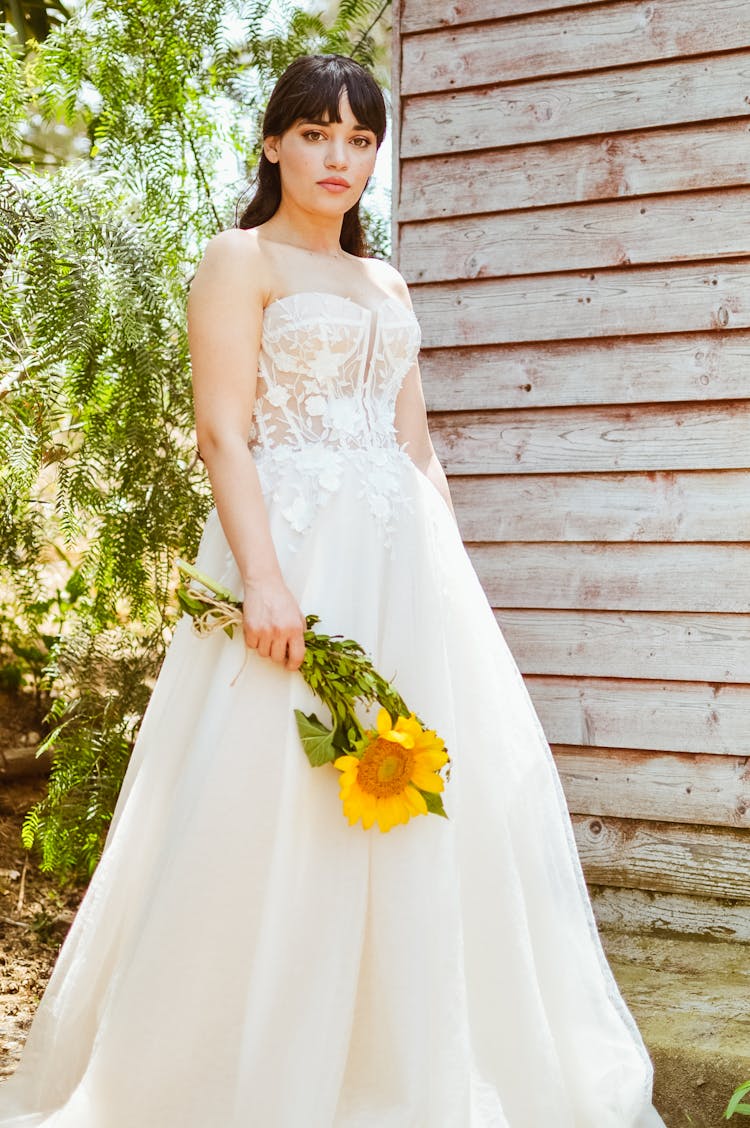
[[0, 291, 666, 1128]]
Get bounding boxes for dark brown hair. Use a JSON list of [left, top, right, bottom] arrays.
[[235, 54, 387, 258]]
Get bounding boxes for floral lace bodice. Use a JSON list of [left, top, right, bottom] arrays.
[[246, 290, 422, 551]]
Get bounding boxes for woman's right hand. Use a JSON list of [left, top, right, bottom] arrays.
[[242, 575, 307, 671]]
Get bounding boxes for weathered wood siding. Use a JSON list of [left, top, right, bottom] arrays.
[[392, 0, 750, 939]]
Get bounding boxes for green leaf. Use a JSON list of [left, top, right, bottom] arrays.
[[331, 721, 361, 754], [294, 709, 338, 767], [725, 1081, 750, 1118], [418, 789, 449, 819], [175, 586, 206, 616]]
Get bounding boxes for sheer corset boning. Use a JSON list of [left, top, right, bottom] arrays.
[[248, 291, 421, 454]]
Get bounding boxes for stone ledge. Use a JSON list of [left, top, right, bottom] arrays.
[[0, 743, 52, 779], [602, 930, 750, 1128]]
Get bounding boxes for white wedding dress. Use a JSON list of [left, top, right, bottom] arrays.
[[0, 291, 666, 1127]]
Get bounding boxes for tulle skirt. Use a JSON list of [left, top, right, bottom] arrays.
[[0, 448, 665, 1127]]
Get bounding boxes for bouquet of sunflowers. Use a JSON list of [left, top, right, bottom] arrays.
[[174, 559, 450, 833]]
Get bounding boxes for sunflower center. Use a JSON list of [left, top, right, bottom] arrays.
[[357, 737, 415, 798]]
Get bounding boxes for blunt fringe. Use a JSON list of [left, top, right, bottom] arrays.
[[235, 54, 387, 258]]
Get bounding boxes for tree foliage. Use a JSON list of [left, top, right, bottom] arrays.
[[0, 0, 392, 883]]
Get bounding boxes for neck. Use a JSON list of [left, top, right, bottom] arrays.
[[264, 200, 346, 257]]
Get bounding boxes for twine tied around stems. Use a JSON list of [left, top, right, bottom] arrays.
[[188, 595, 250, 685], [173, 561, 250, 684], [189, 593, 243, 638]]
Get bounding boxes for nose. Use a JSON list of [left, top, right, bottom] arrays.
[[324, 138, 349, 169]]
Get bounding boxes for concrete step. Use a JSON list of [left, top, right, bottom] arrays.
[[601, 930, 750, 1127]]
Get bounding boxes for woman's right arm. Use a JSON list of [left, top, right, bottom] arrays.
[[186, 229, 306, 671]]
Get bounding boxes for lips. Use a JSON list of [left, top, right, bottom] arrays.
[[318, 178, 350, 188]]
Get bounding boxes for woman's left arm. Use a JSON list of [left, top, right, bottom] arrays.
[[378, 261, 457, 521], [394, 357, 457, 524]]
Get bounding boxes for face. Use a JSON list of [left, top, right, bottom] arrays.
[[263, 89, 379, 216]]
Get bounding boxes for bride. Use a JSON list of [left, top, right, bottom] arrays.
[[0, 53, 666, 1127]]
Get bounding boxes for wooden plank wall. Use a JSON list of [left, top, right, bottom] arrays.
[[392, 0, 750, 940]]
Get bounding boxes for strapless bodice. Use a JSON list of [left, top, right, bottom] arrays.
[[245, 291, 423, 551], [247, 290, 421, 456]]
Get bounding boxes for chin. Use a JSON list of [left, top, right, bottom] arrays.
[[313, 197, 356, 217]]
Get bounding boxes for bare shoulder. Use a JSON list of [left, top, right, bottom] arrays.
[[188, 227, 271, 305], [362, 255, 412, 309]]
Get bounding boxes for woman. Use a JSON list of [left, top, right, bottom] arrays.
[[0, 54, 666, 1127]]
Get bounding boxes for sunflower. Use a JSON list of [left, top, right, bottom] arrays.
[[334, 707, 449, 832]]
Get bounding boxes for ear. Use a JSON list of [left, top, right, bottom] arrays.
[[263, 136, 280, 164]]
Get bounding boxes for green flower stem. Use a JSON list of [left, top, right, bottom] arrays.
[[174, 559, 238, 605]]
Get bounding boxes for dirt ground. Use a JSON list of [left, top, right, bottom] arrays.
[[0, 689, 87, 1081]]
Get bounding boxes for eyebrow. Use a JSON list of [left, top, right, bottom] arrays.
[[299, 117, 375, 132]]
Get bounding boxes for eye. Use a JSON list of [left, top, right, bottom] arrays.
[[302, 129, 372, 147]]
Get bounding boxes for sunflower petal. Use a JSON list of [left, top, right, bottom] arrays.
[[404, 785, 428, 815], [376, 708, 392, 734], [414, 749, 449, 771], [411, 768, 445, 793], [383, 729, 414, 749]]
